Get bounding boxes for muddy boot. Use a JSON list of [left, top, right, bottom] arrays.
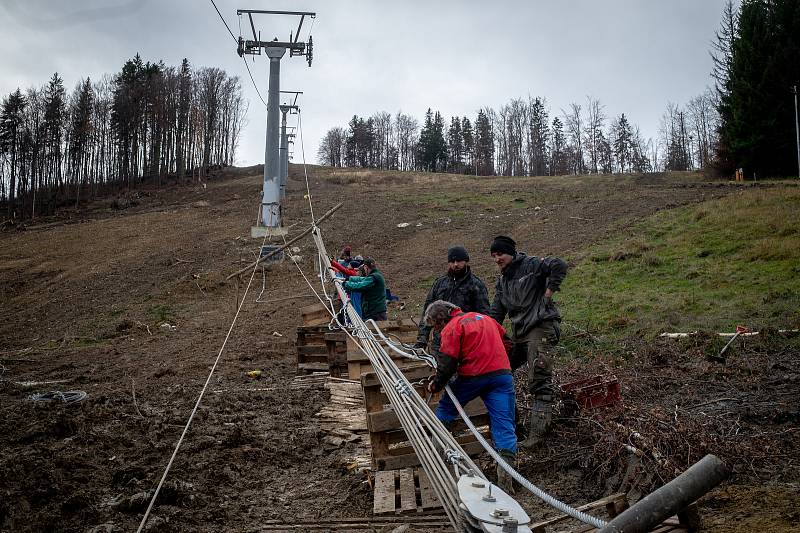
[[520, 396, 553, 450], [496, 449, 516, 495]]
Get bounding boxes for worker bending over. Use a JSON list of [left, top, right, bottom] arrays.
[[425, 300, 516, 493]]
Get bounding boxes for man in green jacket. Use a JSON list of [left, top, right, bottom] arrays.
[[488, 236, 568, 449], [342, 257, 388, 321]]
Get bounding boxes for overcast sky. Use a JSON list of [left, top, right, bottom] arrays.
[[0, 0, 730, 167]]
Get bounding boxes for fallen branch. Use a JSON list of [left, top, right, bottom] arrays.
[[131, 377, 144, 418], [660, 329, 799, 338], [225, 202, 343, 281], [687, 397, 740, 410]]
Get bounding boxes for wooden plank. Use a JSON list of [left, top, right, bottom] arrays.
[[417, 468, 440, 509], [298, 344, 328, 355], [372, 470, 397, 514], [528, 493, 628, 530], [361, 365, 431, 388], [677, 504, 701, 530], [398, 468, 417, 513], [376, 439, 487, 471], [348, 361, 364, 380], [298, 355, 328, 365], [297, 362, 329, 373], [650, 526, 681, 533], [368, 398, 488, 433]]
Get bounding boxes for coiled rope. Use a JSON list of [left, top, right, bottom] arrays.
[[28, 390, 87, 405]]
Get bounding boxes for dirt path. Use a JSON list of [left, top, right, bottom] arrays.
[[0, 167, 791, 532]]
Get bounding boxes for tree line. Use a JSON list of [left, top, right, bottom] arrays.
[[713, 0, 800, 178], [0, 54, 247, 220], [318, 93, 718, 177]]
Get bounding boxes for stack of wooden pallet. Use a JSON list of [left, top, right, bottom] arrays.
[[295, 302, 349, 377], [362, 364, 490, 471]]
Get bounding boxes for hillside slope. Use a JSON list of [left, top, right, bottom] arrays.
[[0, 166, 797, 532]]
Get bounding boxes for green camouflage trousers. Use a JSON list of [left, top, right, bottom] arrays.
[[509, 320, 560, 399]]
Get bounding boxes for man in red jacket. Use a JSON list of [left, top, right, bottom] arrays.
[[425, 300, 516, 493]]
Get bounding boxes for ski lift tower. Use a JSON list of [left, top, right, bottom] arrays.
[[279, 91, 302, 200], [236, 9, 315, 238]]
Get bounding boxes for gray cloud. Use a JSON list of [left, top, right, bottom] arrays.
[[0, 0, 730, 167]]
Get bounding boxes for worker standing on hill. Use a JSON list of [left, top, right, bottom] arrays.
[[488, 236, 568, 449], [425, 300, 516, 494], [342, 257, 387, 321], [415, 246, 490, 367]]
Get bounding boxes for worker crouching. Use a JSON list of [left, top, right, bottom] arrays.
[[424, 300, 517, 494]]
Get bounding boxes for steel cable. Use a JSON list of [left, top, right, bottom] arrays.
[[445, 384, 608, 529]]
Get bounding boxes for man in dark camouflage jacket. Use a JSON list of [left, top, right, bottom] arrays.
[[415, 246, 491, 365], [488, 235, 568, 449]]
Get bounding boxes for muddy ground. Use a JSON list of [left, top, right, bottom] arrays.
[[0, 166, 797, 532]]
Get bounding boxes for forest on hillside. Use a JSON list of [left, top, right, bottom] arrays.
[[318, 0, 800, 180], [0, 55, 246, 221]]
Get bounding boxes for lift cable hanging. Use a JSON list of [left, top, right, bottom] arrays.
[[134, 231, 272, 533], [208, 0, 266, 106]]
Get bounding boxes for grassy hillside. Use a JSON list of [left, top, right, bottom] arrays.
[[560, 186, 800, 340]]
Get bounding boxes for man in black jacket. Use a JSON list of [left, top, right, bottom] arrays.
[[415, 246, 490, 365], [488, 235, 568, 449]]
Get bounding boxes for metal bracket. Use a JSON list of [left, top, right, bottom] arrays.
[[457, 473, 532, 532]]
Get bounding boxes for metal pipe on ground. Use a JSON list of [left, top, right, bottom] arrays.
[[598, 454, 730, 533]]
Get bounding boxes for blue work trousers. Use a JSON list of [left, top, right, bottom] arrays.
[[335, 272, 363, 317], [435, 373, 517, 454], [350, 291, 363, 317]]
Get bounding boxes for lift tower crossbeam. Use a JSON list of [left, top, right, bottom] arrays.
[[236, 9, 315, 238]]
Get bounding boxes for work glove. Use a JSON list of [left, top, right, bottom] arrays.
[[426, 374, 441, 394]]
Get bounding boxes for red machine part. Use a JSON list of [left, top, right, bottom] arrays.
[[559, 375, 622, 410]]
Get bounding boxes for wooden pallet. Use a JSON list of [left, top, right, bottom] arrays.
[[362, 364, 490, 471], [300, 301, 330, 326], [297, 326, 348, 376], [325, 331, 348, 378], [373, 467, 443, 514], [347, 319, 418, 379]]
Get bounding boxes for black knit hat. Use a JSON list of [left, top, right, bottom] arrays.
[[490, 236, 517, 256], [363, 257, 376, 268], [447, 245, 470, 262]]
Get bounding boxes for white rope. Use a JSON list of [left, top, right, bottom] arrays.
[[136, 232, 269, 533], [297, 110, 316, 223]]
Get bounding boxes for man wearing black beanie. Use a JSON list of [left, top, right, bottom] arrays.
[[488, 235, 568, 449], [415, 246, 490, 364]]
